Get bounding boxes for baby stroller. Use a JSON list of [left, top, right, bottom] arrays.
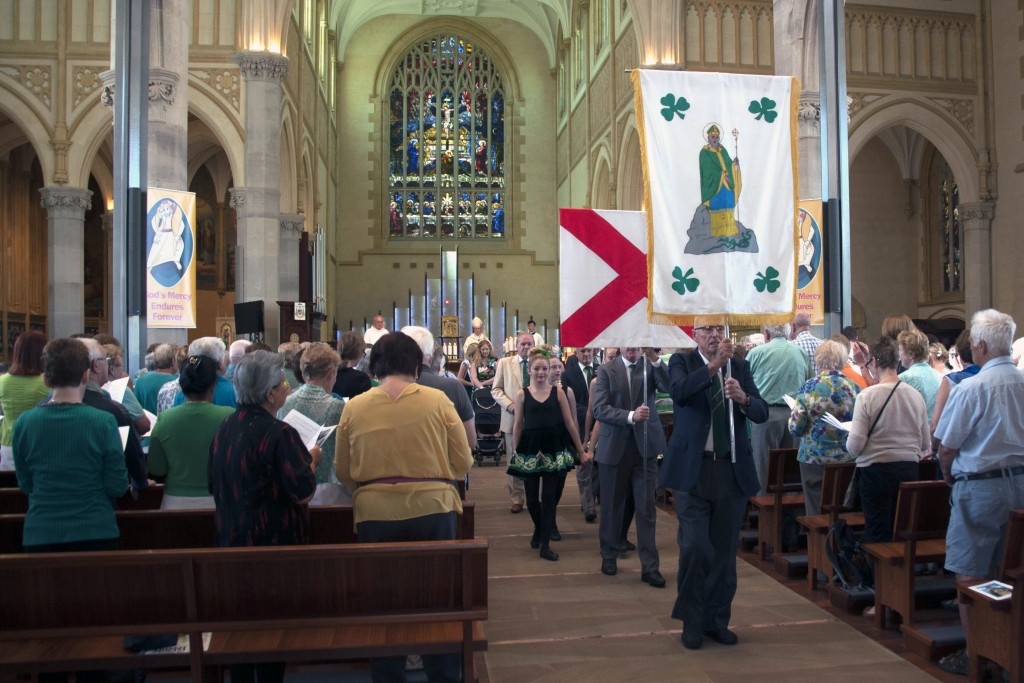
[[471, 387, 505, 466]]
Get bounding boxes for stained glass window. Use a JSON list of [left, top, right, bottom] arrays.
[[387, 34, 506, 240], [939, 169, 961, 293]]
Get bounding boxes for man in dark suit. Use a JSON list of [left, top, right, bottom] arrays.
[[592, 347, 668, 587], [563, 347, 598, 522], [660, 324, 768, 650]]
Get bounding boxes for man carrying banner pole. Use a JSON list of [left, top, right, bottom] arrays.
[[661, 323, 767, 649]]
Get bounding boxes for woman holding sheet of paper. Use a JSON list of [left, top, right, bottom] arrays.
[[148, 354, 234, 509], [788, 340, 860, 515], [278, 343, 349, 505]]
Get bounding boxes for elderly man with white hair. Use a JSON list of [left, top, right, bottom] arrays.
[[934, 308, 1024, 675], [401, 326, 477, 450], [226, 339, 252, 378], [171, 337, 237, 409]]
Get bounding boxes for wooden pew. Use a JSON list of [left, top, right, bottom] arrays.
[[0, 483, 164, 515], [0, 502, 476, 554], [0, 470, 17, 488], [748, 448, 802, 561], [863, 480, 952, 630], [0, 539, 489, 682], [797, 462, 864, 589], [956, 509, 1024, 683]]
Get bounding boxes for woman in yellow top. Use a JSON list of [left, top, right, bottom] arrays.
[[335, 331, 473, 682], [0, 331, 50, 472]]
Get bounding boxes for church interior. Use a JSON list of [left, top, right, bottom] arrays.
[[0, 0, 1017, 352]]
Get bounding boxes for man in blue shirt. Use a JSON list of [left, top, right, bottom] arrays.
[[172, 337, 237, 409], [934, 308, 1024, 675]]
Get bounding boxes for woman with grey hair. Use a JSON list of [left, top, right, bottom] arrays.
[[278, 343, 350, 505], [209, 350, 320, 683], [788, 340, 860, 515]]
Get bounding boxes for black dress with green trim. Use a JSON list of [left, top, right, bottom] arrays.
[[506, 387, 577, 478]]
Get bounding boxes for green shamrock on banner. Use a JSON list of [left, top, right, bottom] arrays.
[[671, 266, 700, 295], [749, 97, 778, 123], [660, 93, 690, 122], [753, 266, 781, 293]]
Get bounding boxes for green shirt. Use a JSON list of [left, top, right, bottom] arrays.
[[133, 371, 177, 414], [12, 403, 128, 546], [0, 374, 49, 446], [148, 401, 235, 497], [746, 337, 812, 405]]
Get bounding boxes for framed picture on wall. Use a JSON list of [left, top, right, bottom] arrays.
[[441, 316, 459, 338], [216, 317, 235, 347]]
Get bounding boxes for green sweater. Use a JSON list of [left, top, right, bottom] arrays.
[[148, 401, 235, 496], [12, 403, 128, 546], [0, 374, 49, 446]]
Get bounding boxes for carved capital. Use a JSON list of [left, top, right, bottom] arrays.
[[798, 97, 820, 136], [99, 70, 115, 108], [279, 213, 305, 238], [234, 52, 289, 83], [40, 186, 93, 216], [148, 68, 179, 106], [958, 201, 995, 227], [229, 187, 246, 211], [423, 0, 479, 14]]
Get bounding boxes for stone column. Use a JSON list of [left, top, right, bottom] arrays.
[[235, 51, 288, 345], [101, 211, 114, 331], [40, 187, 92, 338], [147, 0, 191, 345], [279, 213, 305, 302], [797, 96, 821, 200], [959, 202, 995, 315]]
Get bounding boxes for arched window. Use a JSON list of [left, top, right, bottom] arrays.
[[938, 166, 961, 293], [386, 33, 506, 240]]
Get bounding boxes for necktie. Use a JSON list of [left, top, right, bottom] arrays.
[[583, 365, 592, 386], [521, 359, 530, 388], [711, 370, 729, 455], [628, 362, 642, 405]]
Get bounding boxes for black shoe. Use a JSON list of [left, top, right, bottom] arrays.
[[681, 629, 703, 650], [937, 648, 968, 676], [584, 512, 597, 523], [618, 540, 636, 553], [703, 628, 738, 645], [539, 548, 559, 561], [530, 534, 540, 549], [641, 570, 666, 588], [601, 558, 618, 576], [550, 529, 561, 542]]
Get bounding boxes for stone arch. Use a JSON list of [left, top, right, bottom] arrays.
[[849, 97, 978, 203], [589, 141, 614, 210], [279, 104, 297, 214], [186, 85, 245, 187], [0, 85, 53, 183], [617, 114, 643, 211]]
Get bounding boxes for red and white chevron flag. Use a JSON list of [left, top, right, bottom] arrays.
[[559, 208, 695, 349]]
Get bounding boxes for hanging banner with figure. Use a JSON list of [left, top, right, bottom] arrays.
[[632, 69, 799, 326], [797, 199, 825, 325], [146, 188, 197, 328], [559, 208, 696, 349]]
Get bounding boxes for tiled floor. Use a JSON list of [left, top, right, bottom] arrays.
[[470, 462, 945, 683]]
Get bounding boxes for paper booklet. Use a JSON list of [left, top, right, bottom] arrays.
[[820, 412, 853, 432], [281, 409, 337, 451], [141, 409, 157, 437], [968, 580, 1012, 600], [118, 425, 130, 451], [781, 394, 797, 410], [102, 376, 130, 404], [140, 632, 212, 655]]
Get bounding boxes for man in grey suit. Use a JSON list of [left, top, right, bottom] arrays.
[[491, 332, 534, 513], [592, 347, 668, 587]]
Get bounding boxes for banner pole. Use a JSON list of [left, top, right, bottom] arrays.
[[725, 325, 736, 464]]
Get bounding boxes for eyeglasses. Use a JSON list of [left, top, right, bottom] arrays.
[[694, 326, 726, 334], [104, 356, 114, 364]]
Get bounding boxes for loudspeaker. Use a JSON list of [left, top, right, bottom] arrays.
[[234, 300, 264, 334]]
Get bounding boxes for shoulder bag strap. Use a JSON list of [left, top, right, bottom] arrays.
[[865, 380, 901, 441]]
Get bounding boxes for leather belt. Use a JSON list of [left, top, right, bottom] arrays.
[[767, 403, 789, 408], [953, 464, 1024, 483], [703, 450, 732, 461]]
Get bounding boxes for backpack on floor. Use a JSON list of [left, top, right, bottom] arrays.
[[825, 518, 874, 589]]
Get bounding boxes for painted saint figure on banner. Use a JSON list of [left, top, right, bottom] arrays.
[[146, 197, 194, 288], [684, 123, 759, 256]]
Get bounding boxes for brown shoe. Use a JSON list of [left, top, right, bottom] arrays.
[[510, 503, 523, 513]]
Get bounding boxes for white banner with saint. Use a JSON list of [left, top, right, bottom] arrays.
[[146, 187, 197, 328], [632, 70, 799, 325]]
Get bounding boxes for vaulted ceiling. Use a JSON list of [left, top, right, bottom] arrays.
[[327, 0, 574, 68]]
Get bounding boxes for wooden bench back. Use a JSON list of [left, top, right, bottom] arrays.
[[0, 502, 476, 554], [191, 540, 488, 626], [892, 480, 951, 541], [819, 462, 856, 519], [0, 470, 17, 489], [766, 448, 801, 495], [0, 484, 164, 515], [999, 509, 1024, 582], [0, 550, 195, 638]]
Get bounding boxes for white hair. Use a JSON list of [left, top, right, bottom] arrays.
[[228, 339, 251, 363], [189, 336, 227, 366], [400, 325, 435, 363], [970, 309, 1016, 358]]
